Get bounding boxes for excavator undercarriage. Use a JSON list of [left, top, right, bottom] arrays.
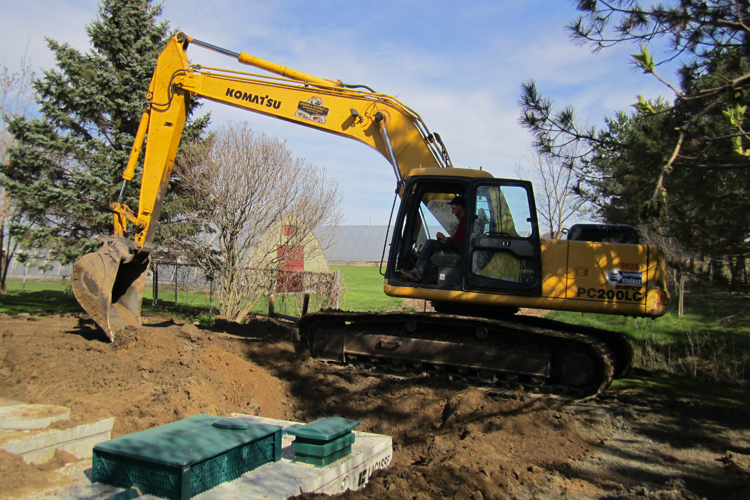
[[296, 309, 630, 398]]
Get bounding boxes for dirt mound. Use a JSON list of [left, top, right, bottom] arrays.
[[0, 448, 81, 497], [283, 371, 603, 500], [0, 313, 294, 438], [0, 312, 748, 499]]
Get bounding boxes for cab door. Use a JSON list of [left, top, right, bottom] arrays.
[[465, 179, 542, 296]]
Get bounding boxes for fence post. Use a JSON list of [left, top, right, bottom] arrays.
[[302, 293, 310, 316], [174, 264, 178, 306], [152, 264, 159, 307], [268, 294, 275, 318], [209, 276, 213, 315], [334, 270, 340, 309]]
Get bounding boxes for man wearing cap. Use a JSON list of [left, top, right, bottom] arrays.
[[437, 196, 467, 243], [398, 196, 466, 283]]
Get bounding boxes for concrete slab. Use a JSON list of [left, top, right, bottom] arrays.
[[190, 414, 393, 499], [0, 403, 70, 430], [32, 415, 392, 499], [1, 417, 115, 464]]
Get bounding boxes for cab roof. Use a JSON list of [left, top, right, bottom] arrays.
[[405, 167, 494, 179]]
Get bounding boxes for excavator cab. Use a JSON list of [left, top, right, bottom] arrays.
[[387, 172, 542, 298]]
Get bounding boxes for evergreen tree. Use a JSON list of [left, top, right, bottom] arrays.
[[1, 0, 209, 265], [580, 103, 750, 259], [519, 0, 750, 273]]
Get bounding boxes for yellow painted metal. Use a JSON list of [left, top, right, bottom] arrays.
[[71, 36, 189, 339], [565, 240, 643, 298], [236, 51, 341, 88], [122, 110, 150, 181], [109, 203, 142, 237], [645, 245, 670, 316], [117, 33, 455, 247], [134, 37, 190, 247], [384, 238, 670, 318], [406, 167, 493, 179], [178, 68, 444, 180]]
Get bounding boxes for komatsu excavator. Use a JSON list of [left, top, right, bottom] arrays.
[[72, 33, 670, 398]]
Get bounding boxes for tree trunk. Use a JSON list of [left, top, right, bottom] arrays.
[[670, 268, 686, 318], [729, 255, 746, 287], [710, 259, 726, 284], [0, 220, 11, 296]]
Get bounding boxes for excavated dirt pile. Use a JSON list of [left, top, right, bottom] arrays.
[[0, 312, 748, 500]]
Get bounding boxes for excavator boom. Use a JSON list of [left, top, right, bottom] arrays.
[[72, 33, 451, 340]]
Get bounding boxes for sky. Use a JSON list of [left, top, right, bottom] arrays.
[[0, 0, 674, 225]]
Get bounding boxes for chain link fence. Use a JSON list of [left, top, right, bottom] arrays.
[[151, 262, 340, 317]]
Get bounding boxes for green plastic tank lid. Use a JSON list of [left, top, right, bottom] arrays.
[[292, 431, 355, 458], [212, 418, 249, 430], [287, 417, 360, 442], [94, 414, 282, 466]]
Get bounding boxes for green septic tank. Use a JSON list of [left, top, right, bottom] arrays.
[[288, 417, 360, 467], [93, 414, 282, 500]]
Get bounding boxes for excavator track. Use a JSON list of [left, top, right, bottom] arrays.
[[295, 311, 621, 399]]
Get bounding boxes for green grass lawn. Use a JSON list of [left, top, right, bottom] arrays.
[[547, 286, 750, 344], [0, 278, 203, 318], [547, 285, 750, 388], [331, 265, 404, 312], [0, 264, 404, 317]]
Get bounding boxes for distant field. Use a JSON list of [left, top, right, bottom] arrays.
[[331, 264, 404, 312]]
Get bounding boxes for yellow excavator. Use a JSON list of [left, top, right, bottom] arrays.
[[72, 33, 669, 397]]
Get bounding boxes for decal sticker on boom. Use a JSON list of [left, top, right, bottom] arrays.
[[607, 268, 643, 286], [296, 96, 329, 124], [225, 88, 282, 109]]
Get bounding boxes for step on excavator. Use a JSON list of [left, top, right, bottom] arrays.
[[72, 33, 670, 398]]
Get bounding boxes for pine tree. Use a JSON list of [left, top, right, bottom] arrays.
[[1, 0, 209, 265]]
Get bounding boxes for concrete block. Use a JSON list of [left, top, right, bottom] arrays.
[[0, 403, 71, 430], [1, 417, 115, 464]]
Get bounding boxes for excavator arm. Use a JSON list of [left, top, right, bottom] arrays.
[[72, 33, 453, 340]]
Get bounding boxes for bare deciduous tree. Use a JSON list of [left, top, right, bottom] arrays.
[[175, 122, 343, 322], [1, 55, 35, 294], [515, 149, 587, 238]]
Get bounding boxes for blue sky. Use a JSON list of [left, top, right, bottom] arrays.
[[1, 0, 672, 225]]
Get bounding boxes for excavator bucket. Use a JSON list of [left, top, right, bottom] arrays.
[[71, 236, 150, 342]]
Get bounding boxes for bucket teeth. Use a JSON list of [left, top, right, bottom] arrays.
[[72, 236, 150, 342]]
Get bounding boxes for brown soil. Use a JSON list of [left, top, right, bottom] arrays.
[[0, 312, 748, 500]]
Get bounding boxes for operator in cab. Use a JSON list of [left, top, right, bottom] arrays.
[[397, 196, 466, 283]]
